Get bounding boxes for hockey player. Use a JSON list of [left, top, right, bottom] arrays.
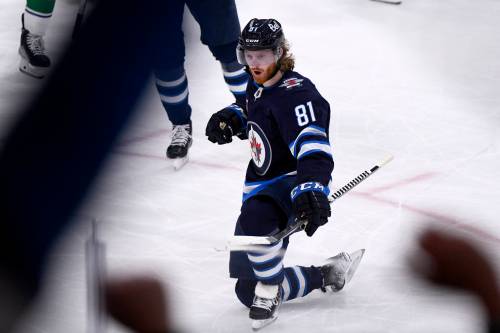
[[206, 18, 364, 330], [19, 0, 54, 78], [154, 0, 249, 169]]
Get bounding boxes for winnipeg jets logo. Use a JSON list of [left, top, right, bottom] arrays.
[[279, 78, 304, 89], [247, 121, 272, 175], [250, 133, 262, 164]]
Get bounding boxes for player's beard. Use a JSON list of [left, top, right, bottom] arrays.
[[251, 63, 278, 85]]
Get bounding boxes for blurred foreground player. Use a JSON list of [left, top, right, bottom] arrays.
[[206, 18, 364, 330], [19, 0, 55, 78], [0, 0, 174, 330], [154, 0, 249, 169]]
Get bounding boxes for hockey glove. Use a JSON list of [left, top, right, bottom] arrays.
[[291, 182, 331, 237], [205, 104, 245, 144]]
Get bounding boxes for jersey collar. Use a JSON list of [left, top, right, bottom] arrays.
[[253, 70, 284, 89]]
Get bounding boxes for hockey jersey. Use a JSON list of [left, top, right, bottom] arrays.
[[231, 70, 334, 201]]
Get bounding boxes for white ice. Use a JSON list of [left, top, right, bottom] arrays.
[[1, 0, 500, 332]]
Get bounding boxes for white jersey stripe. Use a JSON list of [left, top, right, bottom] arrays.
[[243, 171, 297, 195], [228, 82, 247, 93], [243, 183, 260, 194], [297, 142, 332, 160], [289, 126, 327, 156]]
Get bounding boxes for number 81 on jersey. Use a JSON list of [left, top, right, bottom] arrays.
[[295, 101, 316, 126]]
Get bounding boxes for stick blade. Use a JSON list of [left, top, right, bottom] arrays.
[[229, 235, 273, 246], [225, 235, 276, 253]]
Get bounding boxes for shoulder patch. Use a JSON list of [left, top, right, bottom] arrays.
[[279, 77, 304, 89]]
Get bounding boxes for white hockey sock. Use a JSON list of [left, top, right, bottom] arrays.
[[24, 9, 51, 36], [255, 281, 279, 299]]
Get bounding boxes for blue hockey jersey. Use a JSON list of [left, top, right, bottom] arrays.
[[231, 70, 334, 201]]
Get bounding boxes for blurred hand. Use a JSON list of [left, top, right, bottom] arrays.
[[414, 229, 500, 317], [105, 276, 171, 333]]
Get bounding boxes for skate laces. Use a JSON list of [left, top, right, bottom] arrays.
[[334, 252, 351, 275], [253, 295, 278, 311], [27, 34, 45, 55], [171, 124, 191, 146], [337, 252, 351, 270]]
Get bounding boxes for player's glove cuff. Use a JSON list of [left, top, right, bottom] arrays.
[[291, 182, 330, 201], [226, 104, 247, 139]]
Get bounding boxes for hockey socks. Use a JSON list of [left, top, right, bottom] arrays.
[[247, 239, 285, 284], [154, 66, 191, 125], [24, 0, 55, 36], [281, 266, 323, 301], [221, 61, 249, 106]]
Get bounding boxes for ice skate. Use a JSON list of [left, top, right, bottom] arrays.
[[18, 14, 51, 79], [166, 122, 192, 170], [250, 282, 282, 331], [320, 249, 365, 292]]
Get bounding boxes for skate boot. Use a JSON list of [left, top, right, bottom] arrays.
[[320, 249, 365, 292], [166, 122, 192, 170], [249, 282, 282, 331], [18, 14, 51, 79]]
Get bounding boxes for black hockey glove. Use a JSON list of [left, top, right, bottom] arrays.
[[291, 182, 331, 237], [205, 104, 245, 145]]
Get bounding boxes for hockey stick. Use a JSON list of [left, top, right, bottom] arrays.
[[226, 155, 394, 250], [72, 0, 89, 40], [86, 219, 106, 333]]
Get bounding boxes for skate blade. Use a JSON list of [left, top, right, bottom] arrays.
[[19, 57, 48, 79], [370, 0, 402, 4], [251, 314, 278, 331], [344, 249, 365, 285], [172, 155, 189, 170]]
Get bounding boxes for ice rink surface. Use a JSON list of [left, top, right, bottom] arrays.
[[1, 0, 500, 332]]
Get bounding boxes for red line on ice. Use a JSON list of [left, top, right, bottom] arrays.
[[112, 150, 242, 171], [115, 129, 169, 147], [367, 172, 438, 194], [354, 191, 500, 246]]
